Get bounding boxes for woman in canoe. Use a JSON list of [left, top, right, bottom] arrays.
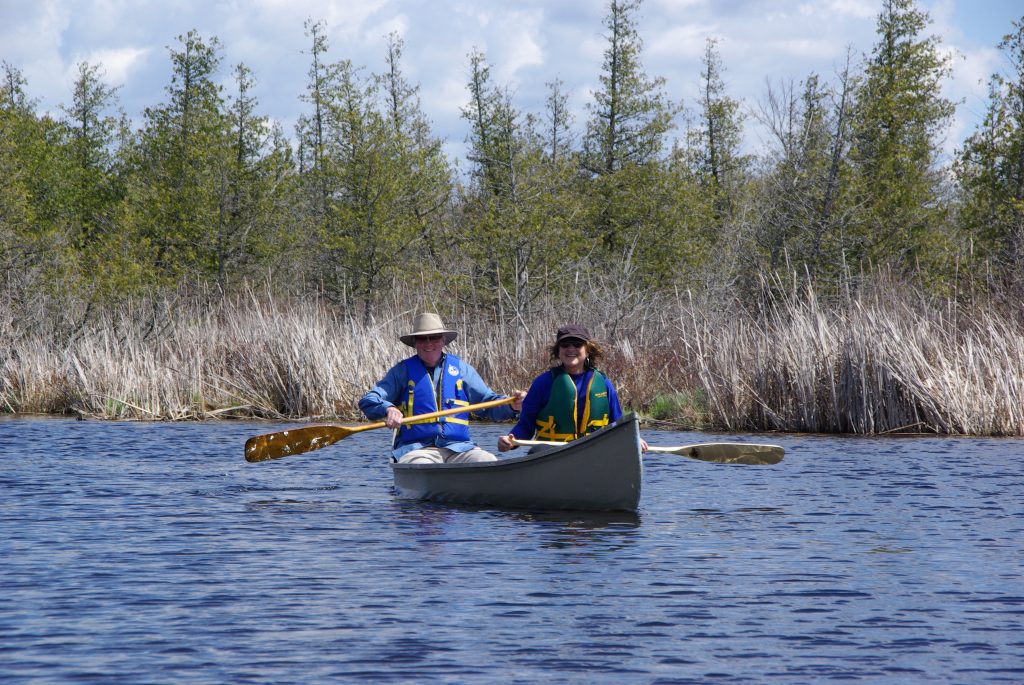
[[497, 324, 647, 452], [360, 312, 525, 464]]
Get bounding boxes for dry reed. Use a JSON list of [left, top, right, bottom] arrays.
[[2, 284, 1023, 435]]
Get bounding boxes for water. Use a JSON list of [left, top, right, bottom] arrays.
[[2, 417, 1022, 684]]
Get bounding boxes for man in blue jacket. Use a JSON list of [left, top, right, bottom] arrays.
[[359, 312, 525, 463]]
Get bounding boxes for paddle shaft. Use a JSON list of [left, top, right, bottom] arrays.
[[245, 396, 515, 463]]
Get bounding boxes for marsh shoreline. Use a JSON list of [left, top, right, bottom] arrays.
[[4, 284, 1022, 437]]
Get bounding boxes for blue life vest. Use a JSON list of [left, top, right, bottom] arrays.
[[396, 354, 471, 447]]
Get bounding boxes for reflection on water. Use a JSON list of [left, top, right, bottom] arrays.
[[511, 509, 641, 529], [2, 417, 1023, 684], [394, 499, 642, 529]]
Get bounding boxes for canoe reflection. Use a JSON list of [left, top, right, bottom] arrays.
[[393, 499, 640, 530]]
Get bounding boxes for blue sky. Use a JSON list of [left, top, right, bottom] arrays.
[[1, 0, 1021, 164]]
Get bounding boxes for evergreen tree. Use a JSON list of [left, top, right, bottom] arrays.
[[218, 62, 294, 292], [375, 32, 451, 301], [301, 36, 451, 319], [0, 63, 44, 295], [456, 50, 586, 320], [848, 0, 955, 285], [752, 58, 857, 291], [956, 17, 1024, 295], [580, 0, 684, 293], [54, 61, 151, 311], [543, 78, 575, 163], [462, 48, 516, 200], [377, 32, 450, 249], [459, 48, 536, 316], [59, 61, 123, 248], [296, 19, 332, 223], [691, 38, 747, 223], [127, 30, 231, 286], [0, 62, 76, 316], [582, 0, 675, 176]]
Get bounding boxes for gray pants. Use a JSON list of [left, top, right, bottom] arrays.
[[397, 446, 498, 464]]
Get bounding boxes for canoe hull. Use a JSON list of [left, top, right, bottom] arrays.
[[390, 414, 643, 512]]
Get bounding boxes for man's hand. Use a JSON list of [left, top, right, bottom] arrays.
[[510, 390, 526, 412], [384, 406, 403, 429]]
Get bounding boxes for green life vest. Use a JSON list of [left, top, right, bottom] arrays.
[[534, 368, 610, 441]]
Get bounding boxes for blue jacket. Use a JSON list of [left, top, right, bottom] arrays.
[[359, 353, 516, 458]]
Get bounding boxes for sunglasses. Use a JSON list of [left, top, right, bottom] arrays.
[[414, 334, 444, 343], [559, 339, 585, 349]]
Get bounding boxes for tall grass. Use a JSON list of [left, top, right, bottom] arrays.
[[685, 286, 1024, 435], [2, 282, 1023, 435]]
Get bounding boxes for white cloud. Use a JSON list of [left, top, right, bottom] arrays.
[[69, 46, 150, 87], [648, 0, 707, 18], [3, 0, 68, 51], [491, 10, 545, 84], [253, 0, 389, 26], [956, 45, 1000, 99], [369, 14, 409, 41], [823, 0, 878, 20], [0, 2, 68, 111], [1, 0, 1017, 157], [648, 24, 717, 60], [944, 43, 1000, 155], [422, 74, 470, 130], [766, 38, 841, 60]]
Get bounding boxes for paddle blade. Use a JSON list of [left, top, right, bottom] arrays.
[[649, 442, 784, 465], [244, 424, 358, 463]]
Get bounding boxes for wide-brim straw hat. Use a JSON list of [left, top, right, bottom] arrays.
[[399, 312, 458, 347]]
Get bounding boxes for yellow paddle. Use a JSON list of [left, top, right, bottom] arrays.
[[245, 397, 515, 463], [511, 438, 784, 465]]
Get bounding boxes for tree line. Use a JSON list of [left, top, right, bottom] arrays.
[[2, 0, 1024, 340]]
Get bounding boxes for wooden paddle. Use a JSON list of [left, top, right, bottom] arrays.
[[646, 442, 784, 465], [245, 397, 515, 463], [512, 438, 784, 465]]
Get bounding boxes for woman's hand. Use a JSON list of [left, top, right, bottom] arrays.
[[497, 433, 517, 452]]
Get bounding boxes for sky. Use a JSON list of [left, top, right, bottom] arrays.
[[1, 0, 1021, 165]]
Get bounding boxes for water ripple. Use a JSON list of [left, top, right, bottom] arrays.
[[2, 418, 1023, 683]]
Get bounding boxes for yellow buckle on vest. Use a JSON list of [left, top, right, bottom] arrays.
[[535, 416, 576, 441]]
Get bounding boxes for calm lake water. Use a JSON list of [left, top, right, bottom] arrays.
[[2, 416, 1023, 684]]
